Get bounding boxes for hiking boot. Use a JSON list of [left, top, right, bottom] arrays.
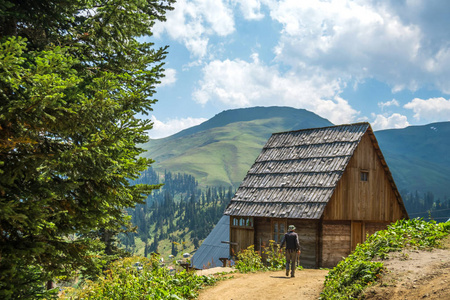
[[286, 270, 289, 277], [291, 274, 295, 278]]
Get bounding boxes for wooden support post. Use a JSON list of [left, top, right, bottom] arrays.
[[219, 257, 229, 267]]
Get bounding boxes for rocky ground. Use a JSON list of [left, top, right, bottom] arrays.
[[362, 236, 450, 300]]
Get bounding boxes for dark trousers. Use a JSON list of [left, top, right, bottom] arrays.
[[285, 250, 298, 275]]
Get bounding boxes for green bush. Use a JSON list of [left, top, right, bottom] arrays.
[[262, 240, 286, 271], [235, 241, 292, 273], [234, 245, 265, 273], [60, 255, 217, 299], [320, 219, 450, 299]]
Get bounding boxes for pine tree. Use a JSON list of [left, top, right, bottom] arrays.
[[171, 241, 178, 257], [0, 0, 174, 297]]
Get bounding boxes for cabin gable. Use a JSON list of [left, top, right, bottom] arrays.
[[322, 131, 406, 221], [224, 123, 408, 269]]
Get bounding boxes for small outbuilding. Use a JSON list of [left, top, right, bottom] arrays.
[[224, 122, 408, 268], [191, 215, 230, 269]]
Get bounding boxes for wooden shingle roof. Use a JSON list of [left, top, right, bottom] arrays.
[[224, 123, 371, 219]]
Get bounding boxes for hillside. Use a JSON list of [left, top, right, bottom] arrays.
[[363, 236, 450, 299], [142, 106, 450, 200], [376, 122, 450, 200], [141, 107, 332, 187]]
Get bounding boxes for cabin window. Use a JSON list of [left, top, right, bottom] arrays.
[[232, 217, 253, 228], [272, 220, 286, 243], [360, 171, 369, 182]]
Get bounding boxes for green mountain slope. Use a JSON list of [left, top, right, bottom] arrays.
[[141, 107, 332, 187], [375, 122, 450, 199], [142, 106, 450, 200]]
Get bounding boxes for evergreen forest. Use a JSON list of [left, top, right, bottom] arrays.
[[120, 168, 450, 261], [403, 190, 450, 223], [120, 168, 233, 259]]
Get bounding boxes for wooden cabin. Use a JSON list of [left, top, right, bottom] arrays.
[[224, 123, 408, 268]]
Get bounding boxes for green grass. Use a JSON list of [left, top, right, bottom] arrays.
[[132, 230, 198, 263], [141, 107, 333, 188], [142, 117, 307, 188]]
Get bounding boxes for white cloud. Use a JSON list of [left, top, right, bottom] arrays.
[[378, 99, 400, 110], [371, 113, 410, 130], [404, 97, 450, 122], [233, 0, 265, 20], [266, 0, 450, 93], [193, 54, 358, 124], [159, 68, 177, 87], [153, 0, 235, 58], [149, 115, 208, 139]]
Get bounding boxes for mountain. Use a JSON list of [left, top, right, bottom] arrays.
[[142, 106, 450, 200], [376, 122, 450, 200], [141, 106, 332, 187]]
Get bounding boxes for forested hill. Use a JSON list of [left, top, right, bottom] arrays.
[[376, 121, 450, 201], [122, 168, 232, 258], [128, 107, 450, 258]]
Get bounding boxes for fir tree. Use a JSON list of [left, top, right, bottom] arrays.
[[0, 0, 174, 297]]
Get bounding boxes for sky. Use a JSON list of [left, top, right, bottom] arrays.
[[144, 0, 450, 138]]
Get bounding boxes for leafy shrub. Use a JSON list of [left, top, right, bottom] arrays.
[[320, 218, 450, 299], [235, 242, 295, 273], [262, 240, 286, 271], [234, 245, 265, 273], [60, 255, 217, 299]]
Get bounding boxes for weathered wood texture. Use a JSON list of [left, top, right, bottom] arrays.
[[365, 221, 392, 237], [319, 220, 394, 267], [290, 219, 318, 268], [225, 123, 371, 219], [321, 221, 351, 268], [230, 226, 254, 256], [322, 131, 407, 222], [253, 218, 318, 268], [226, 123, 408, 268], [254, 217, 274, 251]]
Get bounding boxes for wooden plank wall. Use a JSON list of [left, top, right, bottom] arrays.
[[230, 227, 254, 257], [290, 219, 318, 268], [365, 221, 391, 237], [321, 221, 352, 268], [254, 217, 318, 268], [322, 131, 406, 222], [254, 217, 272, 252]]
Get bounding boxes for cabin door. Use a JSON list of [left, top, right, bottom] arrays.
[[230, 217, 254, 256], [351, 221, 365, 251]]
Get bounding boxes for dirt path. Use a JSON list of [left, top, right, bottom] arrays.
[[197, 269, 328, 300], [198, 237, 450, 300]]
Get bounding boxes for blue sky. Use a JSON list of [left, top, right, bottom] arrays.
[[144, 0, 450, 138]]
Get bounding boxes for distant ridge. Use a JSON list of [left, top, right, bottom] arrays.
[[376, 122, 450, 199], [142, 106, 333, 187], [168, 106, 332, 139], [141, 106, 450, 200]]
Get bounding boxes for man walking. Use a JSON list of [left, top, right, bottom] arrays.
[[280, 225, 301, 277]]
